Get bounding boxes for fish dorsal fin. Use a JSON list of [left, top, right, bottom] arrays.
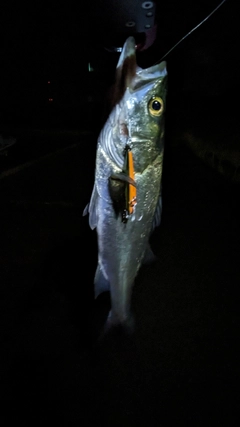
[[151, 193, 163, 232]]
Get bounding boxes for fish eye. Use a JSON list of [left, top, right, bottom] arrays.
[[148, 96, 164, 117]]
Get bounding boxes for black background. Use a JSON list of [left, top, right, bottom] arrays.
[[0, 1, 239, 426]]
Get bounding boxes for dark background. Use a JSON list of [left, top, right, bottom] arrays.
[[0, 1, 239, 426], [1, 0, 238, 130]]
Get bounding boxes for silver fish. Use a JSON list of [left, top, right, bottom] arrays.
[[83, 36, 167, 332]]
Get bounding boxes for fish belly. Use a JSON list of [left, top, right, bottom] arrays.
[[96, 158, 162, 325]]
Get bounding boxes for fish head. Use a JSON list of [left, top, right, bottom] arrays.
[[110, 37, 168, 171]]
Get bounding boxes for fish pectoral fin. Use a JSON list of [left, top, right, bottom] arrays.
[[110, 173, 136, 187], [94, 264, 110, 299], [143, 243, 157, 265]]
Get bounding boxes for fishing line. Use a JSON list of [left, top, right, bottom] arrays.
[[155, 0, 227, 63]]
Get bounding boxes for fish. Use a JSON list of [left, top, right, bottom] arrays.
[[83, 36, 167, 333]]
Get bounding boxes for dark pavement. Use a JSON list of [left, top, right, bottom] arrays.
[[0, 116, 239, 425]]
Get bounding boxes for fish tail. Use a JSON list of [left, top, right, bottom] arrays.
[[103, 310, 135, 337]]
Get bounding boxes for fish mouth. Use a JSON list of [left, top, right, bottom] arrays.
[[111, 37, 137, 108], [116, 36, 136, 69]]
